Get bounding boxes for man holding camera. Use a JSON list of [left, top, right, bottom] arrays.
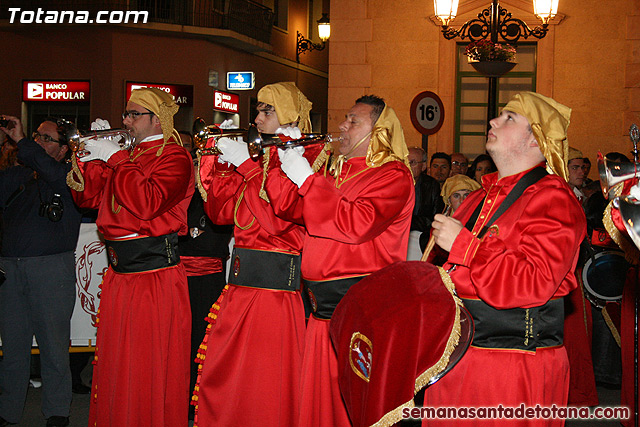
[[0, 116, 82, 427]]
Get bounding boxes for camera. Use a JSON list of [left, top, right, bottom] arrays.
[[0, 118, 9, 128], [39, 194, 64, 222]]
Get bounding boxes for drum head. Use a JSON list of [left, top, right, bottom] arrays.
[[582, 250, 630, 302], [427, 304, 474, 387]]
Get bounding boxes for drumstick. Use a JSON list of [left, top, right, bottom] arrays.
[[420, 234, 436, 262], [420, 205, 451, 262]]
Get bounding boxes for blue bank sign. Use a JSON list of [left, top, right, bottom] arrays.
[[227, 72, 255, 90]]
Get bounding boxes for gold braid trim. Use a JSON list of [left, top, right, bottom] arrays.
[[370, 267, 463, 427], [602, 305, 621, 348], [371, 398, 417, 427], [66, 155, 85, 191], [195, 151, 208, 202], [603, 194, 640, 265], [111, 194, 121, 214], [259, 149, 271, 203], [310, 142, 332, 173], [234, 184, 255, 230]]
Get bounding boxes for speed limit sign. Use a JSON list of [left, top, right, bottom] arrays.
[[410, 91, 445, 135]]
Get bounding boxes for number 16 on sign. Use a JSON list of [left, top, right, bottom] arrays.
[[410, 91, 445, 136]]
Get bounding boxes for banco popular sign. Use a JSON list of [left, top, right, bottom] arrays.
[[23, 80, 90, 103]]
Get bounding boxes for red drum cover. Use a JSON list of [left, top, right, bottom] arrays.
[[329, 261, 472, 427]]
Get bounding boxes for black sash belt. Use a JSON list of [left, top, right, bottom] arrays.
[[462, 298, 564, 351], [303, 276, 365, 320], [229, 247, 301, 291], [105, 233, 179, 274]]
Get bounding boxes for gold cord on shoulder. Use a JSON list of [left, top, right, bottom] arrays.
[[195, 151, 208, 202], [234, 184, 255, 230], [66, 155, 85, 191]]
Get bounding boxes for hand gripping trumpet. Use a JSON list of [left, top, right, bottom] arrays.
[[60, 121, 135, 158], [192, 117, 340, 160], [61, 119, 134, 192]]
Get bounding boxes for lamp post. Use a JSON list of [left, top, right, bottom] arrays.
[[296, 13, 331, 62], [434, 0, 558, 127]]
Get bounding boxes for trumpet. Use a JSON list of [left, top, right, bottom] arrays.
[[597, 152, 640, 199], [59, 120, 135, 157], [618, 195, 640, 250], [192, 118, 339, 160]]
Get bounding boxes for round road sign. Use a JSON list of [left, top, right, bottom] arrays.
[[410, 91, 445, 136]]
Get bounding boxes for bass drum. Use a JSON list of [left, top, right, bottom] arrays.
[[582, 249, 630, 308]]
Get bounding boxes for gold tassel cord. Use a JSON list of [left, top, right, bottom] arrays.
[[66, 155, 85, 192], [195, 151, 208, 202]]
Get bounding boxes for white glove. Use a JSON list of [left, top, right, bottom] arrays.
[[218, 137, 249, 167], [278, 148, 313, 188], [91, 118, 111, 131], [630, 183, 640, 200], [79, 138, 123, 162], [218, 119, 238, 130], [276, 126, 302, 140]]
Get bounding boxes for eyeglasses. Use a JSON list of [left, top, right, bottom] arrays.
[[122, 111, 154, 120], [32, 131, 60, 144], [452, 161, 468, 167], [408, 160, 425, 166]]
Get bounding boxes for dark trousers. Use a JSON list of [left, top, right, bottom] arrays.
[[0, 252, 76, 423], [187, 266, 227, 415]]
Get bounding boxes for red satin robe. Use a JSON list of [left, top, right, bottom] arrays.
[[71, 137, 194, 427], [193, 149, 307, 427], [267, 156, 415, 427], [423, 164, 585, 427], [609, 178, 639, 427]]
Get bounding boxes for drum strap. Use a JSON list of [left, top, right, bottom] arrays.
[[464, 166, 548, 237], [462, 298, 564, 351], [229, 247, 301, 291]]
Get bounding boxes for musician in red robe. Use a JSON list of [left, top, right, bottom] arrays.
[[69, 88, 194, 426], [271, 95, 414, 426], [426, 92, 585, 426], [605, 178, 639, 427], [193, 82, 330, 427]]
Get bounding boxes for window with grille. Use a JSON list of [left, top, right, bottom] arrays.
[[455, 43, 537, 158]]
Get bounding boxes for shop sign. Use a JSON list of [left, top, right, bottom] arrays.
[[125, 82, 193, 107], [214, 90, 239, 113], [227, 72, 254, 90], [23, 80, 90, 102]]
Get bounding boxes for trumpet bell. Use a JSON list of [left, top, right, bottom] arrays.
[[192, 117, 249, 155], [192, 117, 336, 159], [618, 196, 640, 250], [58, 119, 134, 155], [597, 152, 640, 199]]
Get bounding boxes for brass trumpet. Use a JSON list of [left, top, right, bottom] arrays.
[[192, 117, 339, 160], [59, 119, 135, 157], [618, 195, 640, 250], [597, 152, 640, 199]]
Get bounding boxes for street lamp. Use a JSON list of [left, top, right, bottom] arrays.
[[297, 13, 331, 62], [433, 0, 558, 126]]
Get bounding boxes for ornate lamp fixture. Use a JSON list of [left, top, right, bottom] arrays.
[[433, 0, 558, 127], [297, 13, 331, 62], [434, 0, 557, 43]]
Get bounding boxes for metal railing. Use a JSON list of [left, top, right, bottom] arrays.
[[0, 0, 274, 44]]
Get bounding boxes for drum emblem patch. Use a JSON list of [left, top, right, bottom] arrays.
[[233, 255, 240, 277], [107, 246, 118, 266], [307, 288, 318, 313], [349, 332, 373, 383]]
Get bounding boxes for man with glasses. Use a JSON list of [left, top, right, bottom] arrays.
[[450, 152, 469, 176], [69, 88, 194, 427], [0, 116, 82, 427]]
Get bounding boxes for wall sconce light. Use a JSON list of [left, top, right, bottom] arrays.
[[433, 0, 557, 42], [297, 13, 331, 62]]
